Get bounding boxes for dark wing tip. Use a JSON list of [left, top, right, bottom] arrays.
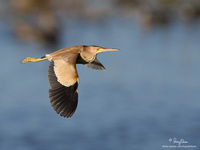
[[49, 85, 78, 118]]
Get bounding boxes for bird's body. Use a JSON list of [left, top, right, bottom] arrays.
[[22, 45, 119, 117]]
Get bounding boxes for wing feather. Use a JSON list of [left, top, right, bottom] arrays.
[[48, 61, 79, 118]]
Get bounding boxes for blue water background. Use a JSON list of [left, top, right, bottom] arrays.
[[1, 17, 200, 149]]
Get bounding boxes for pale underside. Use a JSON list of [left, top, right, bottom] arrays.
[[53, 58, 79, 87]]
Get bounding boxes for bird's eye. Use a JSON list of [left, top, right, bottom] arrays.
[[97, 48, 101, 51]]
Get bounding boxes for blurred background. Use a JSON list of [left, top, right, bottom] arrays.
[[1, 0, 200, 149]]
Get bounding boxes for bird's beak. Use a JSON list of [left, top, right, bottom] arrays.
[[98, 48, 120, 53]]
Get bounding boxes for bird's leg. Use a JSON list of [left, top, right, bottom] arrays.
[[21, 56, 51, 63]]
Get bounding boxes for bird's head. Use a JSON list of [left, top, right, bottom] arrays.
[[84, 45, 119, 54], [82, 45, 119, 62]]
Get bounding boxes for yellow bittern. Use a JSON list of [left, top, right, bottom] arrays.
[[22, 45, 119, 118]]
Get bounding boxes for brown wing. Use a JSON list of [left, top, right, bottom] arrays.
[[50, 45, 83, 59], [48, 57, 79, 117]]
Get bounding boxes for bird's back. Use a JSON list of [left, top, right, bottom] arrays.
[[49, 45, 83, 60]]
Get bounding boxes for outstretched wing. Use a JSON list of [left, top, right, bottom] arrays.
[[48, 58, 79, 118]]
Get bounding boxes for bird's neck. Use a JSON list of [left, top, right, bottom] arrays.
[[80, 53, 96, 63]]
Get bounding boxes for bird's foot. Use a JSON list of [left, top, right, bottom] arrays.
[[21, 57, 34, 63], [21, 56, 50, 63]]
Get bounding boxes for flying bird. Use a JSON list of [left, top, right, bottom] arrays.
[[21, 45, 119, 118]]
